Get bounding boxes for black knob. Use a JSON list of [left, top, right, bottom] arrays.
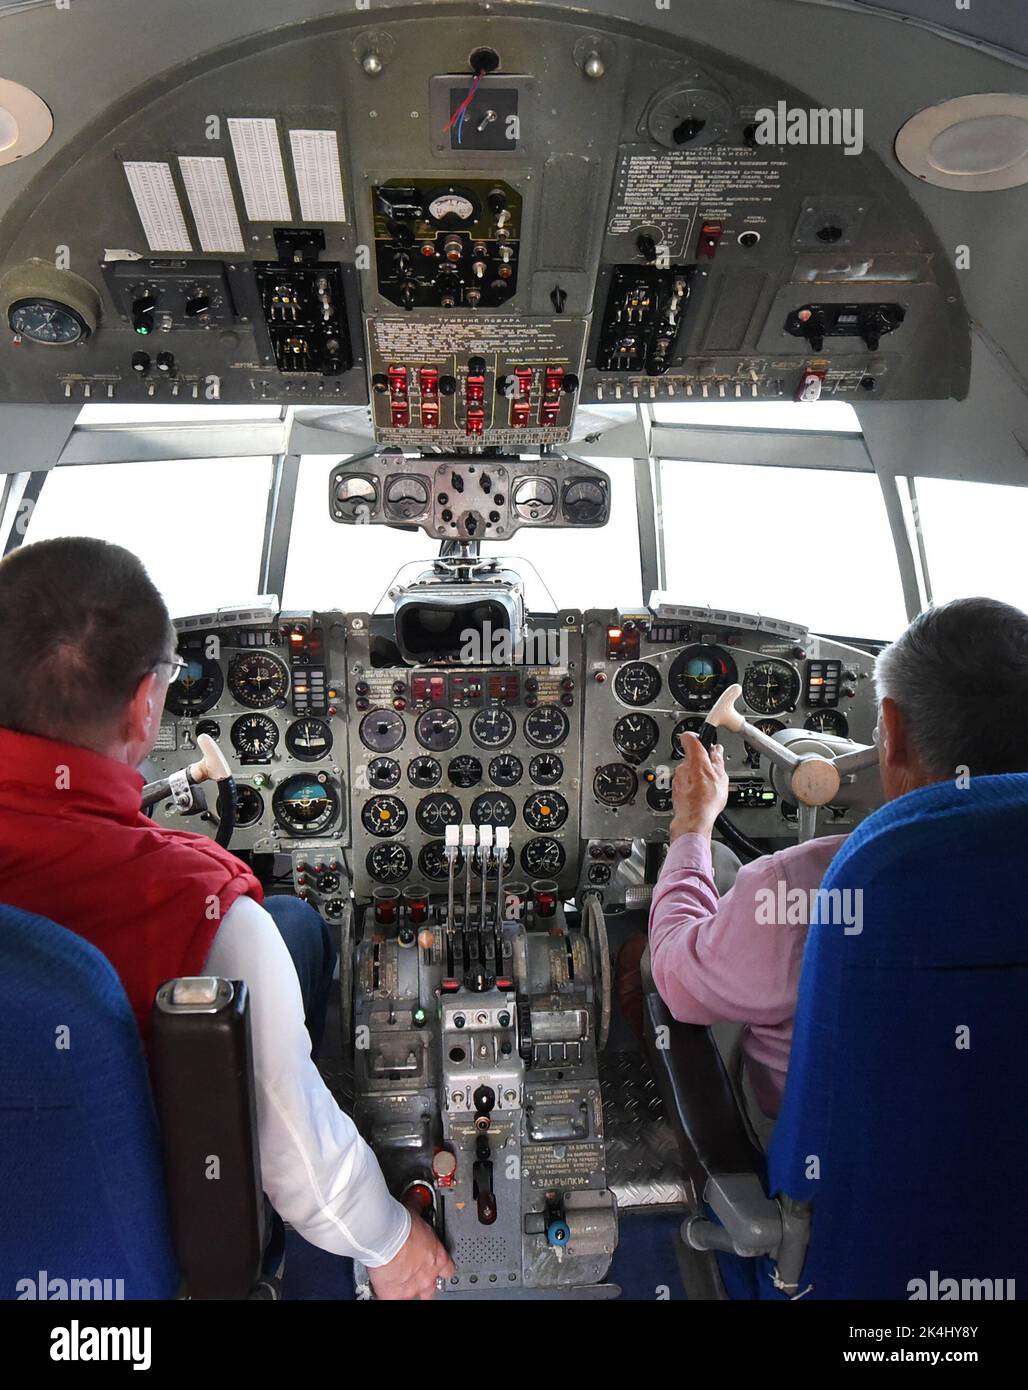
[[468, 356, 487, 376], [131, 294, 156, 336], [155, 351, 175, 375], [131, 351, 150, 375], [488, 188, 508, 215], [562, 373, 580, 395], [637, 234, 657, 262], [550, 285, 568, 314], [439, 375, 457, 396], [185, 293, 210, 318], [371, 373, 390, 393]]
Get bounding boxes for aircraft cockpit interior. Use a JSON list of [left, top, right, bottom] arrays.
[[0, 0, 1026, 1356]]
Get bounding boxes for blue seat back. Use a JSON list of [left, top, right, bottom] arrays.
[[0, 904, 179, 1300], [766, 774, 1028, 1300]]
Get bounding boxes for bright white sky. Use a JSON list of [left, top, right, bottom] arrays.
[[17, 406, 1028, 637]]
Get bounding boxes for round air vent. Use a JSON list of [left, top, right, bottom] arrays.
[[0, 79, 54, 166], [895, 94, 1028, 191]]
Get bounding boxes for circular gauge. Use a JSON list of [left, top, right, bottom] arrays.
[[407, 756, 442, 788], [360, 708, 407, 753], [272, 774, 338, 837], [367, 844, 413, 884], [742, 660, 801, 715], [470, 706, 516, 749], [425, 187, 480, 227], [448, 755, 483, 788], [562, 478, 607, 524], [195, 718, 221, 740], [416, 707, 461, 751], [470, 792, 516, 827], [384, 475, 431, 522], [646, 781, 673, 813], [593, 763, 638, 806], [472, 845, 514, 877], [419, 840, 464, 881], [231, 713, 279, 761], [362, 794, 408, 837], [165, 649, 224, 717], [524, 704, 570, 748], [668, 644, 738, 710], [671, 716, 708, 759], [416, 792, 462, 833], [366, 756, 401, 789], [234, 785, 265, 827], [227, 652, 288, 710], [744, 717, 786, 768], [529, 753, 564, 785], [490, 753, 523, 787], [521, 838, 566, 876], [805, 709, 849, 737], [285, 717, 333, 761], [332, 475, 377, 522], [512, 477, 558, 523], [8, 297, 93, 345], [523, 790, 569, 832], [614, 661, 662, 706], [613, 713, 660, 765]]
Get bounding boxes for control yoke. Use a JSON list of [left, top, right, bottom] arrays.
[[702, 683, 879, 842], [141, 734, 237, 849]]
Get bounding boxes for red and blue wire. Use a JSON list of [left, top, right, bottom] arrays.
[[447, 71, 483, 145]]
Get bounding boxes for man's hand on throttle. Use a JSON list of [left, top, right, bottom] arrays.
[[368, 1213, 455, 1301], [670, 732, 730, 841]]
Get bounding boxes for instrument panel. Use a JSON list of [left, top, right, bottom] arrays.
[[150, 597, 881, 917]]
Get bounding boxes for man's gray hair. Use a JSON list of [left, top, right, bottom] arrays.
[[874, 597, 1028, 778]]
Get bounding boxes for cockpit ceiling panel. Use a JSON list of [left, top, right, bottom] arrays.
[[0, 3, 973, 418], [848, 0, 1028, 59]]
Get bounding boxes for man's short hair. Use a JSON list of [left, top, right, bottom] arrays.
[[875, 597, 1028, 779], [0, 537, 174, 743]]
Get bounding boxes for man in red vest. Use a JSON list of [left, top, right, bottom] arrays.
[[0, 537, 452, 1299]]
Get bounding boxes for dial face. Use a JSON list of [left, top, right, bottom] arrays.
[[367, 843, 412, 884], [512, 477, 558, 523], [742, 660, 801, 715], [562, 478, 607, 524], [523, 790, 569, 831], [165, 649, 224, 717], [416, 792, 462, 833], [384, 475, 431, 521], [472, 845, 514, 877], [613, 713, 660, 765], [407, 756, 442, 788], [529, 753, 564, 785], [470, 792, 516, 827], [227, 652, 288, 710], [419, 840, 464, 880], [646, 781, 673, 813], [272, 774, 338, 837], [426, 189, 478, 226], [745, 717, 786, 768], [234, 785, 265, 827], [231, 713, 279, 761], [470, 706, 516, 749], [490, 753, 523, 787], [286, 717, 333, 761], [360, 709, 406, 753], [195, 718, 221, 740], [593, 762, 639, 806], [416, 707, 461, 751], [614, 661, 662, 706], [521, 838, 566, 876], [9, 297, 90, 345], [362, 794, 408, 837], [333, 475, 377, 522], [804, 709, 849, 737], [366, 756, 401, 789], [668, 645, 738, 710], [671, 716, 708, 759], [448, 755, 483, 788], [524, 704, 570, 748]]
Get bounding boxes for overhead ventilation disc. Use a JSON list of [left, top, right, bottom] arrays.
[[895, 94, 1028, 191]]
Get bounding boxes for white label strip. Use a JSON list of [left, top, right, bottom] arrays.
[[123, 161, 192, 252], [289, 129, 346, 223], [179, 156, 245, 253], [228, 117, 291, 221]]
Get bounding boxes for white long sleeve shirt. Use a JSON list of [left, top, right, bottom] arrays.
[[204, 896, 410, 1266]]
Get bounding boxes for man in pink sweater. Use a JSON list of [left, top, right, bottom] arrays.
[[645, 597, 1028, 1122]]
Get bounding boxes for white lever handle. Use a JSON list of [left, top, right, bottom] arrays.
[[188, 732, 232, 784]]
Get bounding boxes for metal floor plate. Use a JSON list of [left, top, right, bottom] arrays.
[[600, 1050, 692, 1209]]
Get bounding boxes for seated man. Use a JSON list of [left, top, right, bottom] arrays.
[[646, 597, 1028, 1126], [0, 537, 453, 1300]]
